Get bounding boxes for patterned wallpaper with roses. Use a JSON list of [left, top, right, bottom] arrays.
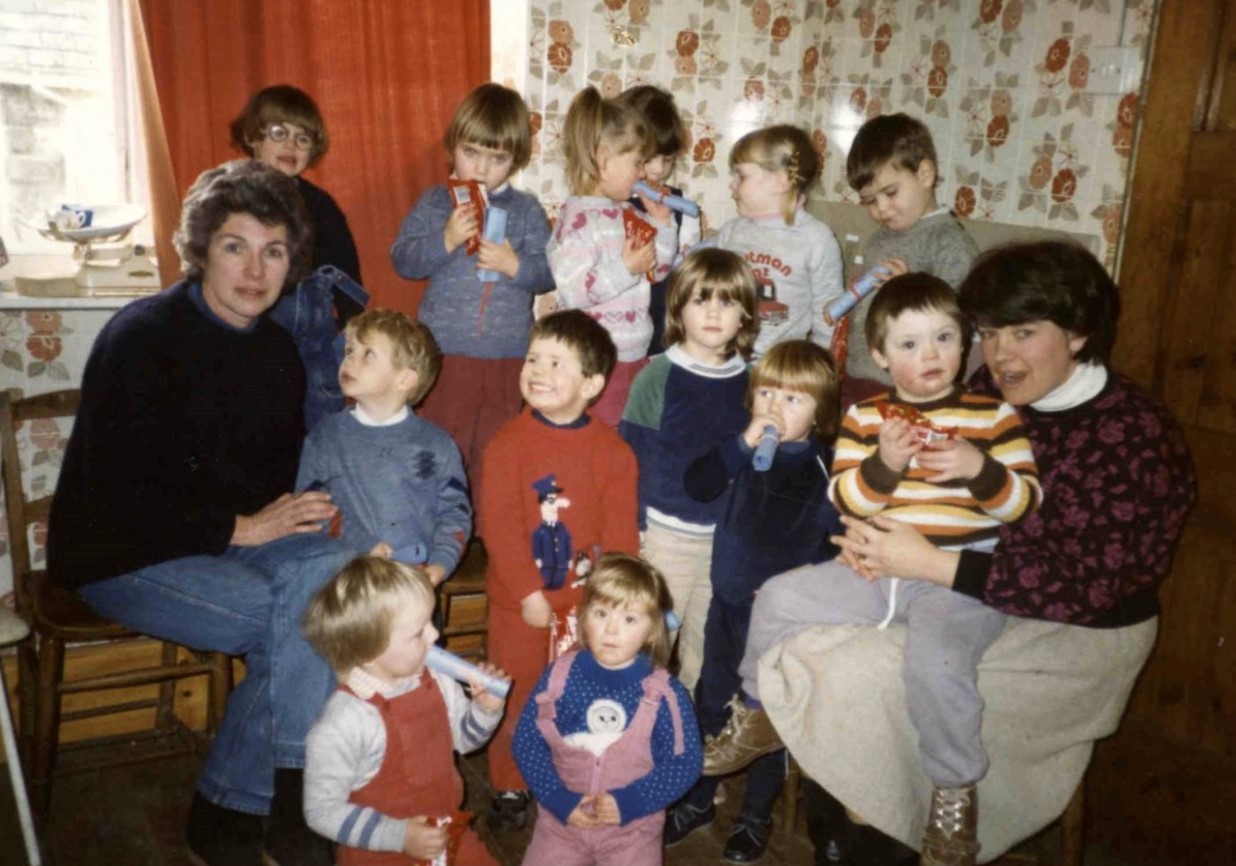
[[497, 0, 1158, 265], [0, 0, 1159, 602], [0, 307, 107, 603]]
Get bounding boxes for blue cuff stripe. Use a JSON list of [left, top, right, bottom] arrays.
[[357, 809, 383, 848], [338, 805, 366, 844]]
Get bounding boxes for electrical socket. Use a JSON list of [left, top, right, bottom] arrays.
[[1087, 46, 1141, 95]]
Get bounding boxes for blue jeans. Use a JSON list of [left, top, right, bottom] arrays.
[[78, 534, 357, 815], [269, 264, 369, 433]]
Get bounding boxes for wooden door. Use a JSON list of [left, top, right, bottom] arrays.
[[1118, 0, 1235, 757]]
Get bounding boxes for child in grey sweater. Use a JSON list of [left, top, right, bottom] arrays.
[[839, 113, 979, 408], [295, 310, 471, 585]]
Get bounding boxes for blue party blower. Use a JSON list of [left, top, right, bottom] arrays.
[[752, 425, 780, 472], [477, 206, 508, 283], [632, 181, 701, 218], [426, 645, 511, 698], [824, 264, 893, 325]]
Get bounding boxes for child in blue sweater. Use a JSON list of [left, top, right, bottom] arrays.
[[390, 83, 555, 476], [296, 310, 471, 585], [618, 248, 757, 692], [665, 340, 843, 863], [514, 553, 701, 866]]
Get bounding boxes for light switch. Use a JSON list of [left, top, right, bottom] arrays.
[[1087, 46, 1141, 95]]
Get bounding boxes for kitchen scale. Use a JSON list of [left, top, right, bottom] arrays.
[[14, 204, 161, 297]]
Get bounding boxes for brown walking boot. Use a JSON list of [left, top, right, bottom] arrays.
[[702, 696, 784, 776], [920, 785, 980, 866]]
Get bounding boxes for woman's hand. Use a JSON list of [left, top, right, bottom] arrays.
[[401, 816, 446, 860], [444, 204, 479, 254], [231, 491, 337, 547], [521, 590, 554, 629], [470, 662, 510, 713], [877, 418, 921, 473], [477, 239, 520, 279], [914, 437, 985, 483], [370, 541, 393, 558], [831, 514, 959, 587], [622, 236, 656, 276]]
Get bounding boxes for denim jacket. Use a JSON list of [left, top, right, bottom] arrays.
[[269, 265, 369, 433]]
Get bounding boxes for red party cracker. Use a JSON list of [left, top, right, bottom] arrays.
[[447, 179, 487, 255], [875, 400, 957, 445], [622, 207, 657, 247], [412, 811, 474, 866]]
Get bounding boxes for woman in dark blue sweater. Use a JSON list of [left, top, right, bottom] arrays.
[[49, 160, 357, 866]]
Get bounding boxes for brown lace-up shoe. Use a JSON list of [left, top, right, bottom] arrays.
[[920, 785, 980, 866], [702, 697, 784, 776]]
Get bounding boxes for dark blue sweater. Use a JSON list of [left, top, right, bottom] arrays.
[[685, 435, 843, 605], [48, 282, 305, 587]]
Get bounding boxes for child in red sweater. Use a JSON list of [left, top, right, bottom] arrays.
[[478, 310, 640, 832]]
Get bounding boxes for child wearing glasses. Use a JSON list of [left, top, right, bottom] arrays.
[[230, 84, 363, 288]]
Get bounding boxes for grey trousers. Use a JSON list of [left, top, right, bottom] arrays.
[[738, 560, 1007, 788]]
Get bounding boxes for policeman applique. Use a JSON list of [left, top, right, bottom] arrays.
[[531, 474, 573, 589]]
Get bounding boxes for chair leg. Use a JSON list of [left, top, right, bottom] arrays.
[[16, 641, 36, 768], [783, 753, 801, 830], [31, 633, 65, 819], [155, 641, 178, 732], [1060, 777, 1085, 866], [206, 651, 232, 735]]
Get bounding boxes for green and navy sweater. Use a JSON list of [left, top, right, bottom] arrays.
[[619, 346, 750, 533]]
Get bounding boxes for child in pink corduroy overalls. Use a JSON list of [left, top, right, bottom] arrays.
[[513, 553, 702, 866]]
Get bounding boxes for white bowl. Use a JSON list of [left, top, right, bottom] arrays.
[[43, 204, 147, 243]]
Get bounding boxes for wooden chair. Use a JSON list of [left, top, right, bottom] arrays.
[[436, 539, 488, 661], [0, 388, 232, 819]]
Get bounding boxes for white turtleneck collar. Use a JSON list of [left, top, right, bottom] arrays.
[[1030, 361, 1108, 412], [352, 404, 410, 427]]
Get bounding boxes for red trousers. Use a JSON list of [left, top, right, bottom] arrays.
[[485, 605, 551, 792]]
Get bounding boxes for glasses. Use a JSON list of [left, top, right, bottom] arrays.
[[263, 124, 315, 151]]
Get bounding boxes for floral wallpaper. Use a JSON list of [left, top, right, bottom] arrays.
[[499, 0, 1158, 264], [0, 308, 101, 602], [0, 0, 1158, 601]]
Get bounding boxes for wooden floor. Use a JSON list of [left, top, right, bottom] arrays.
[[1, 721, 1233, 865]]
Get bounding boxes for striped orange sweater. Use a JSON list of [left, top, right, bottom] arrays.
[[830, 388, 1041, 550]]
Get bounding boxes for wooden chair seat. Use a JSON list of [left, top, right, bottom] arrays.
[[1, 387, 232, 821], [436, 539, 489, 659], [30, 569, 131, 638]]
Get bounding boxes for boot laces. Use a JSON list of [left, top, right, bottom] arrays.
[[930, 788, 972, 835]]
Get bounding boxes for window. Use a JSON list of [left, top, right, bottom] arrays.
[[0, 0, 150, 254]]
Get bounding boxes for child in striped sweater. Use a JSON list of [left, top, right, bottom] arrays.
[[701, 273, 1042, 865]]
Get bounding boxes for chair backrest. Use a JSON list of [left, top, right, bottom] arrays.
[[803, 197, 1103, 282], [0, 388, 81, 620]]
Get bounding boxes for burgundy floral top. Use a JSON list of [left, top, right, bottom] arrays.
[[955, 372, 1197, 627]]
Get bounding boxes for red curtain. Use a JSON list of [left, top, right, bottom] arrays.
[[137, 0, 490, 312]]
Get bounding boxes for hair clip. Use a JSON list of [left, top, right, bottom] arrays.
[[665, 610, 682, 632]]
